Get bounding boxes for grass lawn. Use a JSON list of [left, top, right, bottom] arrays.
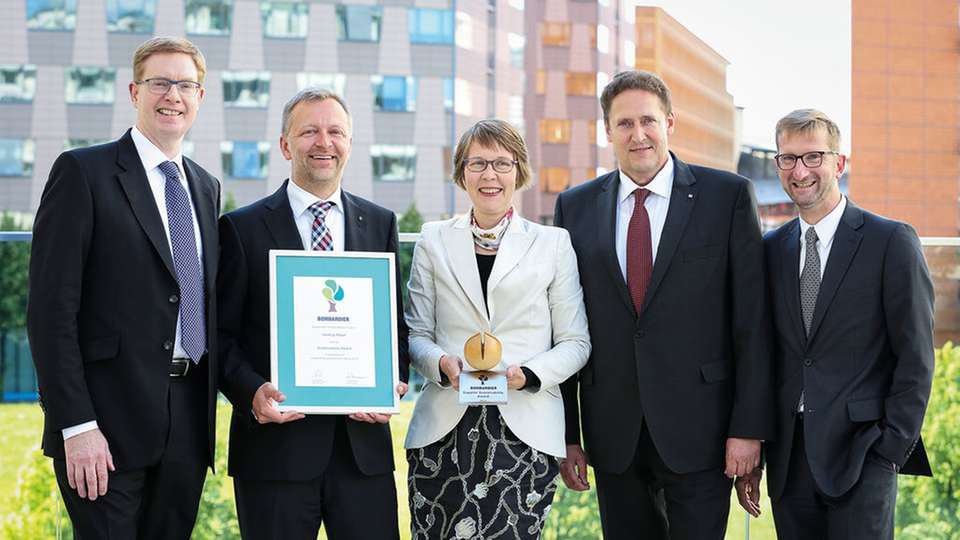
[[0, 402, 778, 539]]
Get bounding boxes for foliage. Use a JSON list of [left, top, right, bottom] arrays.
[[397, 203, 424, 302], [0, 443, 73, 539], [0, 213, 31, 393], [896, 342, 960, 540], [542, 474, 603, 540]]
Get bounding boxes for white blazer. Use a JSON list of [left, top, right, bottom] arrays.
[[403, 213, 591, 457]]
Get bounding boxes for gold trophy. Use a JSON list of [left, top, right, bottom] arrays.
[[459, 331, 508, 404]]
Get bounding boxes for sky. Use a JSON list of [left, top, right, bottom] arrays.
[[642, 0, 852, 153]]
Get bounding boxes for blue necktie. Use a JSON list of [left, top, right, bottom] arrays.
[[158, 160, 206, 364]]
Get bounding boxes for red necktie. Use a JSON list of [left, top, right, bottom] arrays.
[[626, 189, 652, 314]]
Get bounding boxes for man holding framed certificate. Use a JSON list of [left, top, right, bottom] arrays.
[[217, 88, 410, 539]]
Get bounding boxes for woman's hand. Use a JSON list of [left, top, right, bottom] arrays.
[[506, 365, 527, 390], [439, 355, 463, 390]]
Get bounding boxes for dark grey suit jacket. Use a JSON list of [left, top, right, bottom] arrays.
[[764, 201, 934, 499], [555, 154, 775, 475], [28, 129, 221, 469]]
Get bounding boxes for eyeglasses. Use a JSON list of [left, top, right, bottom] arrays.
[[136, 78, 202, 97], [774, 151, 839, 170], [465, 158, 518, 174]]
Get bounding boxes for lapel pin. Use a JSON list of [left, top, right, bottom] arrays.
[[688, 193, 694, 199], [358, 215, 364, 221]]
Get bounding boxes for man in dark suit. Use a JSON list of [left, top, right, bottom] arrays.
[[217, 88, 410, 539], [734, 109, 934, 540], [27, 37, 220, 538], [554, 69, 774, 539]]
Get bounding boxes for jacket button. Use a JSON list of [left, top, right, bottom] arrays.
[[804, 358, 813, 366], [169, 294, 179, 303], [163, 340, 173, 351], [636, 330, 645, 338]]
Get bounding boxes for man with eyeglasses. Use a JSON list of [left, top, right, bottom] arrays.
[[27, 37, 220, 539], [554, 69, 774, 539], [734, 109, 934, 540]]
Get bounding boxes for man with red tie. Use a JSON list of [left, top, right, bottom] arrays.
[[554, 70, 774, 540]]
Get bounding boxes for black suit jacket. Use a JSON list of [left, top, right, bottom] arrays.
[[764, 201, 934, 499], [27, 129, 221, 469], [218, 181, 410, 481], [554, 154, 774, 475]]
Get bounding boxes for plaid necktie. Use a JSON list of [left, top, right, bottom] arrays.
[[307, 201, 335, 251], [157, 160, 206, 364], [626, 188, 653, 314]]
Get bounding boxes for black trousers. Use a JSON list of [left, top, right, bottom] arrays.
[[233, 417, 399, 540], [772, 416, 897, 540], [54, 365, 209, 540], [594, 423, 733, 540]]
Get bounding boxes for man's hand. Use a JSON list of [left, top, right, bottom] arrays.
[[559, 444, 590, 491], [252, 382, 305, 424], [734, 467, 763, 517], [440, 355, 463, 390], [725, 437, 761, 478], [506, 365, 527, 390], [64, 428, 115, 501], [349, 382, 409, 424]]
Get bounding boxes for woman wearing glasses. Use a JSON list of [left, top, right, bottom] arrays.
[[404, 119, 591, 539]]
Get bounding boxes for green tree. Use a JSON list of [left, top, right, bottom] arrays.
[[397, 203, 424, 302], [896, 342, 960, 540], [0, 213, 31, 395]]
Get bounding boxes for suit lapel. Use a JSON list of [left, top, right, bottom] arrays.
[[486, 216, 536, 303], [779, 220, 806, 343], [114, 130, 177, 279], [807, 203, 864, 342], [340, 191, 368, 251], [183, 157, 218, 291], [441, 214, 489, 322], [596, 172, 635, 315], [262, 181, 305, 249], [642, 155, 697, 314]]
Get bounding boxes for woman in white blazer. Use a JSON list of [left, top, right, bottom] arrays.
[[404, 119, 591, 540]]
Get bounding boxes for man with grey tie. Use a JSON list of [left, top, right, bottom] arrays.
[[735, 109, 935, 540], [27, 37, 220, 539]]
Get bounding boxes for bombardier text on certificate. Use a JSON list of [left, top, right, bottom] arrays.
[[293, 276, 376, 387]]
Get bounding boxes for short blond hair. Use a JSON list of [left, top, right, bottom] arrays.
[[775, 109, 842, 152], [133, 37, 207, 84], [452, 119, 532, 190]]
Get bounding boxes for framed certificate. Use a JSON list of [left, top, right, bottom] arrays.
[[269, 249, 400, 414]]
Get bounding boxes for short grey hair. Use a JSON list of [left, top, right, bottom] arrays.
[[281, 87, 352, 136]]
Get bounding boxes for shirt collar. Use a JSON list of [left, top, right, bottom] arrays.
[[617, 154, 674, 204], [131, 126, 184, 176], [799, 195, 847, 247], [286, 178, 343, 217]]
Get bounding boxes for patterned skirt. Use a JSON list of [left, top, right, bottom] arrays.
[[407, 405, 560, 540]]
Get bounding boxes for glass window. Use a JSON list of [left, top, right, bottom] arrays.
[[372, 76, 416, 112], [0, 65, 37, 103], [443, 78, 453, 112], [0, 139, 35, 177], [541, 22, 569, 46], [106, 0, 155, 33], [261, 2, 308, 39], [623, 40, 635, 68], [508, 95, 524, 132], [508, 0, 524, 10], [508, 33, 525, 69], [26, 0, 76, 30], [596, 72, 609, 98], [597, 24, 609, 54], [221, 141, 269, 179], [185, 0, 233, 36], [565, 72, 595, 96], [64, 139, 108, 150], [336, 5, 382, 42], [454, 78, 471, 116], [371, 145, 416, 182], [222, 71, 271, 108], [409, 8, 453, 44], [65, 67, 116, 104], [296, 73, 345, 96], [540, 167, 570, 193], [596, 119, 607, 148], [540, 120, 570, 144], [455, 12, 472, 49]]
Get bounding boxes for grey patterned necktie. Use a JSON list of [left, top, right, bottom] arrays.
[[158, 160, 206, 364], [800, 226, 821, 336]]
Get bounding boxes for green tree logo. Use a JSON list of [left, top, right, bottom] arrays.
[[322, 279, 344, 312]]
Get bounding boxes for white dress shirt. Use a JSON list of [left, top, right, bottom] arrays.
[[799, 195, 847, 277], [615, 156, 675, 280], [286, 179, 345, 252], [64, 127, 204, 440]]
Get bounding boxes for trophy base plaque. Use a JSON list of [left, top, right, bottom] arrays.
[[458, 371, 507, 404]]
